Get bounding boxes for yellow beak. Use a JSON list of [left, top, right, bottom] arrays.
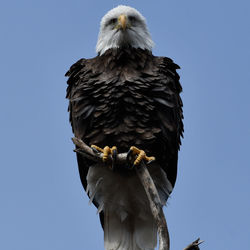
[[118, 14, 127, 30]]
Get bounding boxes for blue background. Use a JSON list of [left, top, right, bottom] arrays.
[[1, 0, 249, 249]]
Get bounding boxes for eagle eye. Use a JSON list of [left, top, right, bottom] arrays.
[[107, 18, 117, 26], [128, 15, 137, 23]]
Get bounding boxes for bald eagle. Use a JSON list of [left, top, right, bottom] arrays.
[[66, 5, 183, 250]]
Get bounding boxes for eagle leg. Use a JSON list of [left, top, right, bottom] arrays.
[[127, 146, 155, 168], [91, 145, 117, 169]]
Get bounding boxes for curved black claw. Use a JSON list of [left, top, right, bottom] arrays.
[[111, 148, 117, 170], [126, 148, 134, 169], [146, 158, 155, 165], [91, 147, 100, 154]]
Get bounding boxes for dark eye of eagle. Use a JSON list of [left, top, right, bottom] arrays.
[[128, 15, 137, 23], [107, 18, 117, 26]]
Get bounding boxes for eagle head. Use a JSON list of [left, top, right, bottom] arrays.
[[96, 5, 154, 55]]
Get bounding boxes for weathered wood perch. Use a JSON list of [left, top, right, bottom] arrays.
[[183, 238, 204, 250], [72, 137, 203, 250]]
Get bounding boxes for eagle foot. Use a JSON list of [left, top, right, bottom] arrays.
[[91, 145, 117, 169], [127, 146, 155, 169]]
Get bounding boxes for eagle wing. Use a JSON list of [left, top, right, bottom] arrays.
[[150, 56, 183, 187], [66, 58, 97, 190], [66, 57, 106, 226]]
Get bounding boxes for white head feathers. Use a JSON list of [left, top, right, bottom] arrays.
[[96, 5, 154, 55]]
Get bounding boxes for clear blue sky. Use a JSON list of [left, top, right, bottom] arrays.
[[1, 0, 249, 249]]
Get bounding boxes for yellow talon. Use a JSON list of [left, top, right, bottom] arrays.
[[103, 146, 111, 162], [129, 146, 155, 166], [91, 145, 117, 163], [91, 145, 104, 153]]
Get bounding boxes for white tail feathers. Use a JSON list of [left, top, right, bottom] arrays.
[[88, 177, 103, 205], [86, 164, 172, 250], [104, 209, 156, 250]]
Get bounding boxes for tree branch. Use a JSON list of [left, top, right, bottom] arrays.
[[71, 137, 203, 250], [183, 238, 204, 250], [72, 137, 127, 164], [136, 161, 170, 250]]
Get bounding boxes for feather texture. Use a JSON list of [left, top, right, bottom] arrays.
[[86, 163, 169, 250], [66, 48, 183, 187], [66, 47, 183, 249]]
